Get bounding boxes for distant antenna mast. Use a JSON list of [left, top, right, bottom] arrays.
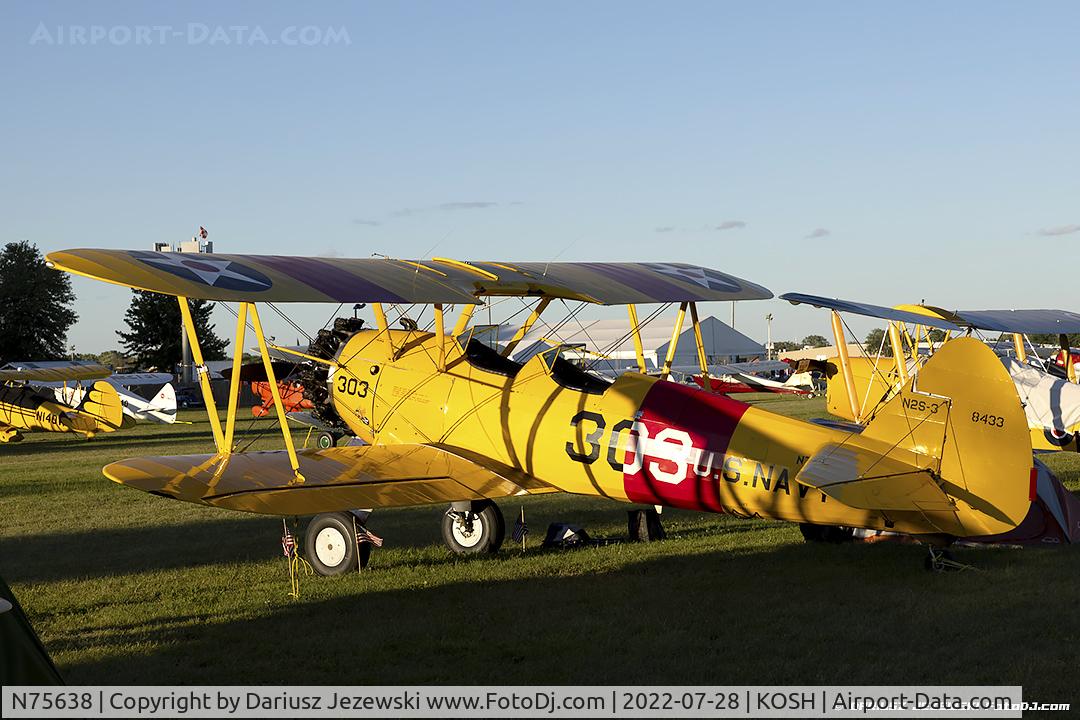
[[765, 313, 774, 360]]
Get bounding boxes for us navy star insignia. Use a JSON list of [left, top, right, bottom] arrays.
[[644, 262, 741, 293], [130, 251, 273, 292]]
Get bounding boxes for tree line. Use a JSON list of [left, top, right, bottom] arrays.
[[0, 241, 227, 369]]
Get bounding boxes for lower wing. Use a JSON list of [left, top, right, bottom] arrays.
[[104, 444, 556, 515]]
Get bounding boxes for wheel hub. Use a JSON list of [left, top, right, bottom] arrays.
[[314, 527, 347, 567], [450, 512, 484, 548]]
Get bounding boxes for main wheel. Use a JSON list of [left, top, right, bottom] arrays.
[[316, 431, 337, 449], [305, 512, 371, 576], [441, 501, 505, 554]]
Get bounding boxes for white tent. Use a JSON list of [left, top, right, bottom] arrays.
[[513, 315, 765, 374]]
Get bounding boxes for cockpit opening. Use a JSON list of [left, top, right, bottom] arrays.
[[464, 338, 523, 377]]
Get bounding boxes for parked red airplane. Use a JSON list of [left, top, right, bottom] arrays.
[[222, 361, 312, 416], [689, 360, 815, 396]]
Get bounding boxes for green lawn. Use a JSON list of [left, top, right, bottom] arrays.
[[3, 395, 1080, 696]]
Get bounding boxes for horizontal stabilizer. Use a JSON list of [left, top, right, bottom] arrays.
[[103, 444, 554, 516], [797, 443, 954, 512], [69, 380, 125, 434]]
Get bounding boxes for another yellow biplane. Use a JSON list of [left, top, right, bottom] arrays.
[[44, 249, 1054, 571], [780, 293, 1080, 454], [0, 362, 125, 442]]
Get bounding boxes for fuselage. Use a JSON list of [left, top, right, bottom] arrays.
[[0, 384, 94, 439], [326, 329, 934, 535]]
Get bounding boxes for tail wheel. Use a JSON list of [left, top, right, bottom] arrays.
[[441, 500, 504, 554], [316, 431, 337, 449], [799, 523, 854, 544], [305, 512, 371, 576]]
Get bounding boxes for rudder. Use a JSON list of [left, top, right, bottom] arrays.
[[859, 337, 1032, 536]]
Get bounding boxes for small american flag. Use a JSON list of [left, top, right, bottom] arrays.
[[356, 526, 384, 548], [198, 226, 208, 239], [512, 508, 528, 544], [281, 528, 296, 557]]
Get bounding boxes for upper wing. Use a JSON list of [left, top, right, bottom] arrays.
[[0, 361, 111, 383], [103, 443, 555, 516], [459, 260, 773, 304], [782, 294, 1080, 335], [780, 293, 962, 331], [46, 249, 478, 304], [952, 309, 1080, 334], [107, 372, 175, 386], [46, 249, 772, 305]]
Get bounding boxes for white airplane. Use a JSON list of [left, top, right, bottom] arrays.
[[4, 362, 178, 425], [53, 378, 177, 425]]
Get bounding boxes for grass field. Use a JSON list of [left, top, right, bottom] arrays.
[[4, 394, 1080, 697]]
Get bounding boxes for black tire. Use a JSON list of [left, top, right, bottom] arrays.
[[305, 512, 371, 576], [799, 523, 854, 544], [316, 431, 337, 449], [441, 500, 504, 554]]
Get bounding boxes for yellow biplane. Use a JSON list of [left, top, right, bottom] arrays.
[[0, 362, 125, 442], [780, 293, 1080, 454], [44, 249, 1049, 571]]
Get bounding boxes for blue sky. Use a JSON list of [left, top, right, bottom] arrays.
[[2, 1, 1078, 353]]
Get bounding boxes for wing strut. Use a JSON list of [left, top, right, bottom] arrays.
[[501, 298, 551, 358], [434, 303, 446, 371], [453, 304, 476, 336], [222, 302, 248, 452], [627, 304, 648, 373], [887, 323, 908, 383], [1012, 333, 1026, 363], [1062, 334, 1078, 383], [660, 302, 688, 379], [689, 302, 710, 385], [830, 310, 861, 422], [249, 303, 306, 482], [178, 296, 226, 451], [372, 303, 396, 360]]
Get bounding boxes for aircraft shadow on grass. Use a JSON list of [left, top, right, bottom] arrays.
[[41, 539, 1080, 692], [0, 426, 295, 457], [1, 505, 769, 584]]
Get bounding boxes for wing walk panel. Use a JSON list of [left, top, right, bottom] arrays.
[[103, 444, 552, 515]]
